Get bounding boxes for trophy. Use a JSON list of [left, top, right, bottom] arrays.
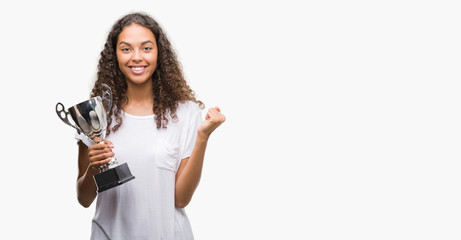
[[56, 84, 135, 192]]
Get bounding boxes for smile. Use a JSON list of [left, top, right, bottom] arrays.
[[129, 66, 147, 74]]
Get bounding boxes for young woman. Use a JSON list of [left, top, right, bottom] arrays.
[[75, 12, 225, 239]]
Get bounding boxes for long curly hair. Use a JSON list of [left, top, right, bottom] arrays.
[[90, 12, 203, 134]]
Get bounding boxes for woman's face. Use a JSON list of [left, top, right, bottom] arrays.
[[116, 23, 158, 85]]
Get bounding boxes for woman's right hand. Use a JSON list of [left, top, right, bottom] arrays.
[[87, 138, 115, 171]]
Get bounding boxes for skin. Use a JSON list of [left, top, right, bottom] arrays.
[[76, 23, 225, 208]]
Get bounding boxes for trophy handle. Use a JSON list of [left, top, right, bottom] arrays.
[[100, 83, 113, 120], [56, 102, 80, 133]]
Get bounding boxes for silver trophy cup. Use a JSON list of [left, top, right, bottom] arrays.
[[56, 84, 135, 192]]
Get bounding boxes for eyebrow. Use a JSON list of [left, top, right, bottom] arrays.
[[119, 40, 154, 46]]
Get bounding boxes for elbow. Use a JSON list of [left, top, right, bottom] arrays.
[[77, 189, 95, 208], [175, 198, 191, 208], [78, 197, 92, 208], [76, 182, 97, 208], [175, 203, 188, 208], [81, 203, 91, 208]]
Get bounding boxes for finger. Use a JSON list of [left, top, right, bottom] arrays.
[[220, 114, 226, 123], [90, 158, 112, 168], [89, 151, 115, 162], [208, 108, 224, 122], [91, 139, 109, 147], [205, 110, 212, 120], [210, 110, 221, 121], [205, 110, 218, 122], [211, 112, 225, 123], [89, 140, 114, 150], [103, 140, 114, 148], [89, 148, 112, 157], [93, 137, 114, 147], [88, 144, 105, 151], [88, 143, 109, 151], [206, 107, 225, 123], [208, 107, 220, 116], [212, 107, 226, 122]]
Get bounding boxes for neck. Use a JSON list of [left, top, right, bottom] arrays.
[[124, 79, 154, 115], [126, 80, 153, 101]]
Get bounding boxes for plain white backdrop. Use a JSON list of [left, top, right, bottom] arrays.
[[0, 0, 460, 239]]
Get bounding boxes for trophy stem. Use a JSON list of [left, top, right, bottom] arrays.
[[98, 157, 119, 172]]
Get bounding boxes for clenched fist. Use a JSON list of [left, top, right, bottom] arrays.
[[87, 138, 115, 171], [198, 107, 226, 139]]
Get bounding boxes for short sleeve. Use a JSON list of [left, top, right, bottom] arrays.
[[74, 132, 95, 147], [179, 103, 203, 161]]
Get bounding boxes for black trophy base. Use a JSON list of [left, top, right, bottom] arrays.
[[94, 163, 135, 193]]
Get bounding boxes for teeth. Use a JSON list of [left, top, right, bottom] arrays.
[[131, 67, 145, 71]]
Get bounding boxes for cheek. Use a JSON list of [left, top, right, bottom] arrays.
[[147, 56, 158, 69], [147, 54, 157, 63], [148, 50, 158, 65], [116, 57, 123, 65], [116, 51, 129, 66]]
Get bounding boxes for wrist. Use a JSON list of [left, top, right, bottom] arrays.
[[197, 130, 210, 142], [87, 165, 101, 176]]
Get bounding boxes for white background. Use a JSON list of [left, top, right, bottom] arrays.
[[0, 0, 460, 239]]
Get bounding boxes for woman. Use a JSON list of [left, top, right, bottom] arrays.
[[75, 12, 225, 239]]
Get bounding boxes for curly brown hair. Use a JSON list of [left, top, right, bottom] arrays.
[[90, 12, 203, 134]]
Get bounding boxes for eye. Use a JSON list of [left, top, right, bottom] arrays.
[[120, 47, 131, 52], [143, 47, 152, 51]]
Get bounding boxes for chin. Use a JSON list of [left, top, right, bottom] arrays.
[[128, 77, 152, 85]]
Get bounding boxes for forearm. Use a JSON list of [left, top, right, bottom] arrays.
[[175, 132, 209, 207], [77, 166, 99, 208]]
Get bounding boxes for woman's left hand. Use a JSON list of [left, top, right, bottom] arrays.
[[198, 107, 226, 139]]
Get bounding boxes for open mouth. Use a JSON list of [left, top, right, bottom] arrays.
[[129, 66, 147, 74]]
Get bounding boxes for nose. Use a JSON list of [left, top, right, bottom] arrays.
[[132, 50, 142, 62]]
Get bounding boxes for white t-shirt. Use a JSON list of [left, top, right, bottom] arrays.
[[76, 101, 202, 240]]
